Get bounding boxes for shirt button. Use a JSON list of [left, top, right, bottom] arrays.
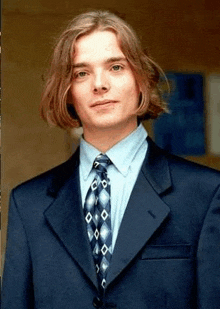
[[93, 296, 103, 308]]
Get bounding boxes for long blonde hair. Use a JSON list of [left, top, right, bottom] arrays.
[[40, 10, 168, 129]]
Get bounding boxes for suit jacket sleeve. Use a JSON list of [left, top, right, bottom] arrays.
[[197, 184, 220, 309], [2, 189, 35, 309]]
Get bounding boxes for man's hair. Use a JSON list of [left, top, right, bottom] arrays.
[[40, 10, 168, 129]]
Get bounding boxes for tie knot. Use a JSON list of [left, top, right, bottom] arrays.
[[93, 154, 112, 172]]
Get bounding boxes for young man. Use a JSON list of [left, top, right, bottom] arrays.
[[2, 10, 220, 309]]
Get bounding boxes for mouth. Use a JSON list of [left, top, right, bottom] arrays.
[[91, 100, 118, 108]]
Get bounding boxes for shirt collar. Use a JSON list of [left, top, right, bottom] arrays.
[[80, 123, 148, 180], [80, 139, 100, 181], [106, 124, 147, 176]]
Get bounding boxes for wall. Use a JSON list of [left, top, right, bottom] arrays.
[[2, 0, 220, 262]]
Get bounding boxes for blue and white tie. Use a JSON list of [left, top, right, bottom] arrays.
[[84, 154, 112, 290]]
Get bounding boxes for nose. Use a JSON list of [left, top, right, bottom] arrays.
[[93, 70, 110, 94]]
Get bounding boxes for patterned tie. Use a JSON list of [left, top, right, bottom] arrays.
[[84, 154, 112, 290]]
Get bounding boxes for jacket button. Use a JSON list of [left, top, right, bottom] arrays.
[[93, 297, 103, 308]]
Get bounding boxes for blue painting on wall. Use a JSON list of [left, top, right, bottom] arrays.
[[154, 73, 205, 156]]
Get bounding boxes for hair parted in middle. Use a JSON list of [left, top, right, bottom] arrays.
[[40, 10, 168, 129]]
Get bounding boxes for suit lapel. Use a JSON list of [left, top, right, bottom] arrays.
[[44, 150, 98, 289], [43, 138, 172, 290], [106, 137, 172, 287]]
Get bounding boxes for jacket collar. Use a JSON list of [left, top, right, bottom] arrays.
[[44, 148, 99, 289], [47, 148, 80, 198], [44, 137, 172, 290], [47, 137, 172, 197], [106, 137, 171, 287], [143, 136, 172, 195]]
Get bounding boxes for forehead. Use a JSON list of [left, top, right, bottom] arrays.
[[73, 30, 125, 63]]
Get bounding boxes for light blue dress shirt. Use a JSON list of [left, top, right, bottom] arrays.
[[79, 124, 148, 251]]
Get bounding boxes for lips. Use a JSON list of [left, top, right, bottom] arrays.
[[91, 100, 118, 107]]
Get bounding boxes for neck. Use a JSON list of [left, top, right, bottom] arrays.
[[83, 122, 138, 153]]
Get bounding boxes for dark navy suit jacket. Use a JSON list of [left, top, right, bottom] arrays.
[[2, 138, 220, 308]]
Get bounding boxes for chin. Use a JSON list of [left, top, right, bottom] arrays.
[[95, 122, 119, 130]]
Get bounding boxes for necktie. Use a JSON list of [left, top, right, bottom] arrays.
[[84, 154, 112, 290]]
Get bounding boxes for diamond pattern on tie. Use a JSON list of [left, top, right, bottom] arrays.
[[85, 212, 93, 224], [100, 222, 111, 242], [84, 154, 112, 290]]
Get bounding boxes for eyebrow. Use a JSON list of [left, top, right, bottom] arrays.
[[72, 57, 127, 69], [106, 57, 127, 64]]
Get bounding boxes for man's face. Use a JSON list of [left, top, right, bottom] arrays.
[[71, 30, 140, 136]]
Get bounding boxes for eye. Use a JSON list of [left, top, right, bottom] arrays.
[[74, 71, 88, 79], [111, 65, 123, 71]]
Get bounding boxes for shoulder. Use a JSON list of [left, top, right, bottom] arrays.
[[150, 137, 219, 173], [167, 150, 220, 182], [168, 152, 220, 200], [147, 137, 220, 192], [12, 149, 80, 202]]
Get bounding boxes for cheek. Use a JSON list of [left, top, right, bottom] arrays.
[[125, 83, 140, 104], [118, 75, 139, 98], [71, 87, 85, 109]]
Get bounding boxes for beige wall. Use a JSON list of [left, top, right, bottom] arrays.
[[2, 0, 220, 260]]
